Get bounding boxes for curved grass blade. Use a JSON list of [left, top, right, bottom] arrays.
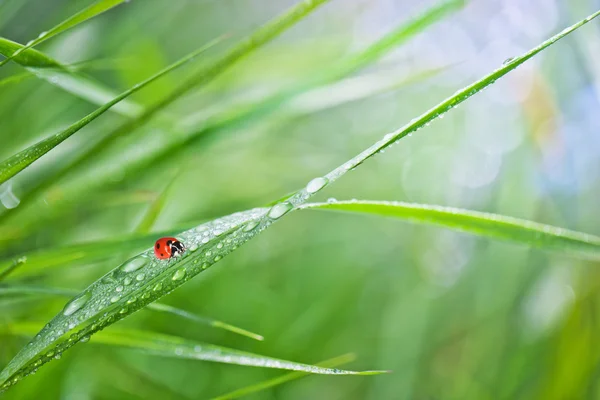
[[114, 0, 467, 183], [0, 37, 223, 186], [0, 0, 127, 68], [0, 37, 143, 117], [300, 201, 600, 260], [0, 286, 263, 340], [211, 353, 357, 400], [1, 8, 596, 393], [0, 0, 332, 226], [1, 323, 379, 376], [148, 303, 264, 341]]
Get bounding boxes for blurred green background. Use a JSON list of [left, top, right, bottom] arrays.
[[2, 0, 600, 398]]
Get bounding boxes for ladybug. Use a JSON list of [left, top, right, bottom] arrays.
[[154, 237, 186, 260]]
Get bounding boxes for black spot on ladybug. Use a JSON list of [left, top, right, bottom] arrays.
[[160, 253, 164, 257], [167, 240, 172, 246], [156, 243, 160, 249]]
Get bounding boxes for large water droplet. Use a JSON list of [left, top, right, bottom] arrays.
[[268, 202, 292, 219], [63, 292, 91, 316], [172, 268, 186, 281], [243, 220, 259, 232], [306, 177, 328, 194], [121, 255, 149, 273]]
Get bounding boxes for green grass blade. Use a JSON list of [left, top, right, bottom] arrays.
[[300, 201, 600, 260], [0, 37, 222, 185], [127, 0, 466, 178], [1, 8, 596, 393], [147, 304, 264, 341], [211, 353, 357, 400], [0, 0, 332, 226], [0, 37, 143, 117], [1, 323, 379, 376], [0, 0, 126, 68], [0, 286, 263, 340]]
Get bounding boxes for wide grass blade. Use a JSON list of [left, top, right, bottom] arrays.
[[211, 353, 357, 400], [1, 323, 377, 376], [301, 201, 600, 260], [0, 0, 127, 68], [0, 286, 263, 340], [0, 37, 222, 185], [0, 37, 144, 117], [1, 8, 596, 393]]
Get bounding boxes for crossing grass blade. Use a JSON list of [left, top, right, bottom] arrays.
[[300, 201, 600, 260], [0, 0, 127, 68], [0, 36, 223, 186], [0, 0, 333, 227], [0, 37, 144, 117], [0, 286, 263, 340], [1, 323, 379, 376], [1, 8, 597, 393]]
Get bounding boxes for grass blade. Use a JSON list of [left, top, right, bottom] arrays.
[[211, 353, 357, 400], [115, 0, 467, 183], [1, 323, 379, 376], [300, 201, 600, 260], [0, 37, 222, 185], [1, 8, 596, 393], [0, 0, 333, 226], [0, 37, 143, 117], [0, 0, 126, 68], [0, 286, 263, 340]]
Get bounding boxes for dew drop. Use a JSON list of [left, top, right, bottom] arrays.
[[172, 268, 186, 281], [63, 291, 91, 316], [153, 283, 163, 292], [268, 202, 292, 219], [110, 296, 120, 303], [80, 335, 90, 343], [115, 286, 123, 293], [189, 244, 198, 252], [243, 220, 259, 232], [214, 255, 222, 262], [124, 277, 132, 285], [136, 273, 145, 281], [327, 197, 337, 203], [120, 255, 149, 273], [306, 177, 328, 194]]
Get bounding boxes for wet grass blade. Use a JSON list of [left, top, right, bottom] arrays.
[[211, 353, 357, 400], [300, 201, 600, 260], [0, 286, 263, 340], [1, 9, 596, 393], [0, 37, 143, 117], [0, 0, 127, 68], [0, 37, 222, 186], [1, 323, 380, 376]]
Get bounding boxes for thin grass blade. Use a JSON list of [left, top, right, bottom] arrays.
[[0, 37, 223, 185], [0, 0, 127, 68], [301, 201, 600, 260], [211, 353, 357, 400], [0, 285, 263, 340], [1, 323, 379, 376]]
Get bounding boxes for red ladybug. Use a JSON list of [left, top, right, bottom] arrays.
[[154, 237, 186, 260]]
